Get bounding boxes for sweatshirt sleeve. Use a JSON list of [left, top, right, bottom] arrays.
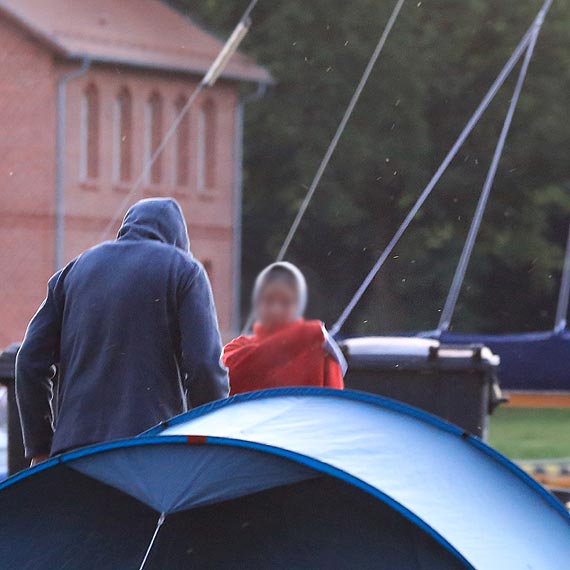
[[178, 263, 229, 407], [16, 273, 63, 458]]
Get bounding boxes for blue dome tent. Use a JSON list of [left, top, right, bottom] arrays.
[[1, 389, 569, 569]]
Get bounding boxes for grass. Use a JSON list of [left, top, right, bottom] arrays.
[[489, 407, 570, 460]]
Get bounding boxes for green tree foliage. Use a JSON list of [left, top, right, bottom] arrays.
[[171, 0, 570, 334]]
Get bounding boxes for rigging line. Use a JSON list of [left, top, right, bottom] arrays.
[[138, 512, 166, 570], [329, 11, 543, 337], [437, 7, 549, 334], [276, 0, 406, 263], [242, 0, 260, 21], [554, 220, 570, 333], [240, 0, 406, 334], [99, 0, 260, 242]]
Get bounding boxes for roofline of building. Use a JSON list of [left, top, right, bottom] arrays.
[[0, 2, 68, 56], [0, 1, 274, 85], [65, 51, 275, 85], [165, 3, 275, 85]]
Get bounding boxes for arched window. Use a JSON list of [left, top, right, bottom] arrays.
[[174, 95, 190, 187], [114, 87, 132, 183], [80, 84, 99, 180], [197, 99, 217, 191], [145, 92, 163, 185]]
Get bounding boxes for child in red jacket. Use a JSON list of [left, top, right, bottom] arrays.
[[223, 262, 346, 395]]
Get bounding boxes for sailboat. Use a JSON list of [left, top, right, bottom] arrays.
[[434, 223, 570, 392]]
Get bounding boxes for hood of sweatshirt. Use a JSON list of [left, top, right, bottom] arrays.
[[117, 198, 189, 252]]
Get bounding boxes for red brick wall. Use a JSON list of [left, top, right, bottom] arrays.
[[0, 18, 240, 346], [0, 18, 57, 347]]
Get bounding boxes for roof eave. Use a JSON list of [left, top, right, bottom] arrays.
[[65, 51, 274, 85], [0, 2, 274, 85], [0, 2, 70, 57]]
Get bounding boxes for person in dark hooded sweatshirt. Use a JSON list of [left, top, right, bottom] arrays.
[[16, 198, 229, 465]]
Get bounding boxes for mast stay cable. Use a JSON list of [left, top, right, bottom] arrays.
[[437, 2, 550, 333], [241, 0, 406, 333], [329, 0, 551, 336], [276, 0, 406, 262]]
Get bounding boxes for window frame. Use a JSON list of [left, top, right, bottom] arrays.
[[144, 91, 164, 186], [174, 95, 190, 188], [113, 87, 133, 185], [196, 98, 217, 192], [79, 83, 100, 182]]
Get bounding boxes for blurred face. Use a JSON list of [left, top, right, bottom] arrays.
[[256, 279, 299, 331]]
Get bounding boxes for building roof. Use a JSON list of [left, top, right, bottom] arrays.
[[0, 0, 272, 83]]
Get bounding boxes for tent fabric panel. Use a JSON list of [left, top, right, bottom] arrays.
[[0, 437, 470, 568], [145, 477, 469, 570], [202, 435, 475, 568], [0, 464, 157, 570], [158, 389, 570, 570], [146, 387, 464, 437], [0, 466, 469, 570], [69, 441, 317, 514]]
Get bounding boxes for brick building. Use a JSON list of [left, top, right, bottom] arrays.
[[0, 0, 270, 346]]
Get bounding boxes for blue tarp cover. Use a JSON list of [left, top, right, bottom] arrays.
[[439, 330, 570, 390]]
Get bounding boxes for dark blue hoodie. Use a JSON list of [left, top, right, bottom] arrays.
[[16, 198, 229, 458]]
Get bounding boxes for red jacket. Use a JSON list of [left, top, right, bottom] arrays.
[[223, 320, 344, 395]]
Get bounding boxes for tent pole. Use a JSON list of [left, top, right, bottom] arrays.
[[554, 221, 570, 333], [436, 1, 550, 334], [138, 512, 166, 570]]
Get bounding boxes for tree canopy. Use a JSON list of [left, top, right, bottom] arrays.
[[172, 0, 570, 335]]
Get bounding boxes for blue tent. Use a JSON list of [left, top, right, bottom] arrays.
[[0, 389, 569, 569]]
